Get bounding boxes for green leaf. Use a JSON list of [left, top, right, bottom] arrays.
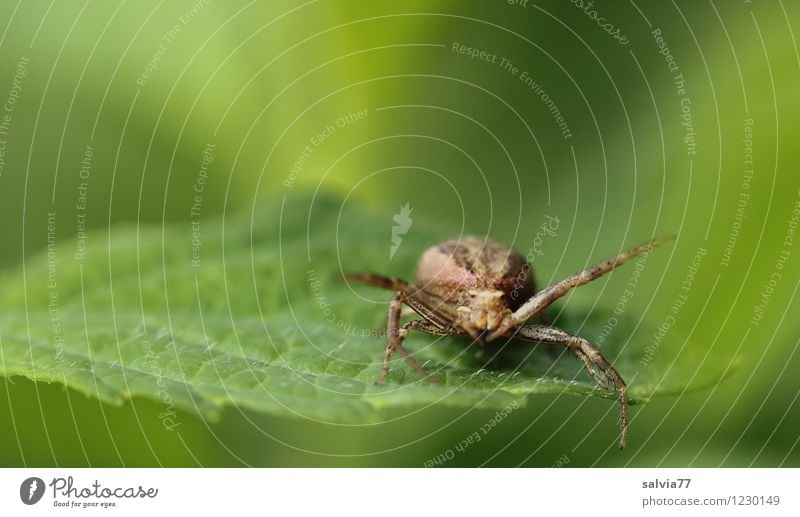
[[0, 195, 725, 423]]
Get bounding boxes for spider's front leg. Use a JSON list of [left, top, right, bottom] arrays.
[[376, 292, 459, 385], [488, 237, 671, 340], [512, 324, 629, 449]]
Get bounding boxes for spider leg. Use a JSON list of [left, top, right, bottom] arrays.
[[348, 272, 461, 330], [571, 346, 607, 389], [346, 272, 413, 293], [394, 320, 461, 382], [511, 324, 629, 449], [374, 306, 416, 334], [488, 237, 672, 340], [375, 293, 461, 385]]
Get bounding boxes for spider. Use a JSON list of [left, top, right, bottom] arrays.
[[348, 235, 671, 448]]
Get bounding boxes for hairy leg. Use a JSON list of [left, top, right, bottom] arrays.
[[375, 293, 461, 384], [488, 237, 671, 340], [347, 272, 460, 329], [512, 324, 629, 449], [393, 319, 463, 382], [375, 306, 417, 334], [346, 272, 414, 293]]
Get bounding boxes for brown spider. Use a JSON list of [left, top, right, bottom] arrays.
[[348, 235, 671, 448]]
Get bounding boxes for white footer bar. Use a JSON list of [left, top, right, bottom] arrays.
[[4, 468, 798, 515]]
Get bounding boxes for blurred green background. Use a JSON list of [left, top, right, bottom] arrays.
[[1, 0, 799, 467]]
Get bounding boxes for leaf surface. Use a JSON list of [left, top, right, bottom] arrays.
[[0, 195, 722, 423]]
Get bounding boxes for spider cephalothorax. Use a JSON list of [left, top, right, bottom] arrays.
[[349, 235, 670, 448]]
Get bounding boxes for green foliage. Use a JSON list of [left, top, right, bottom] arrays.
[[0, 195, 722, 423]]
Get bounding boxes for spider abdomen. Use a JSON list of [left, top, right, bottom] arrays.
[[415, 236, 535, 309]]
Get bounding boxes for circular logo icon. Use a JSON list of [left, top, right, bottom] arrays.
[[20, 477, 45, 505]]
